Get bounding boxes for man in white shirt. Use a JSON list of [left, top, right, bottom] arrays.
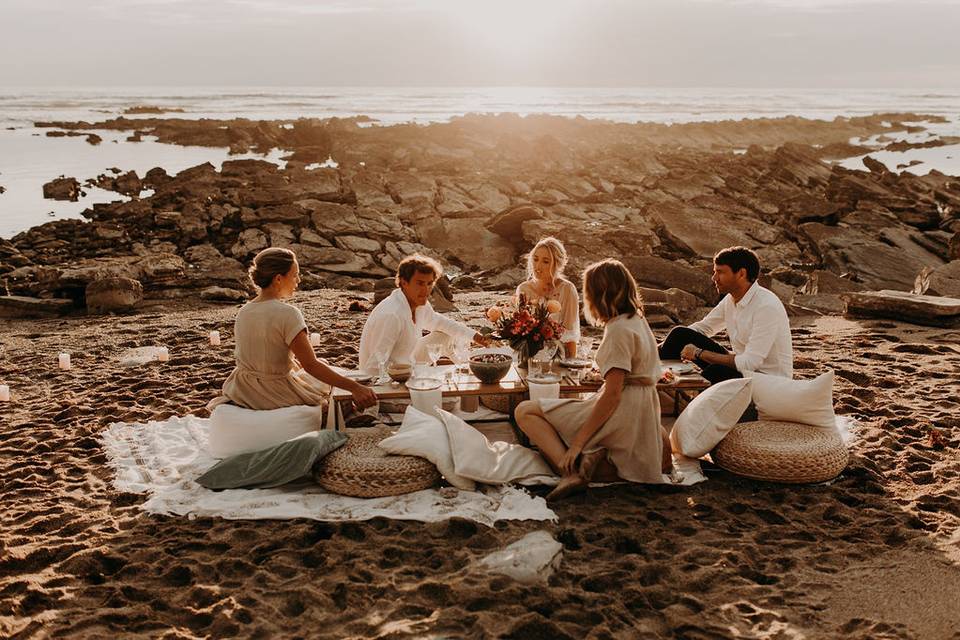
[[659, 246, 793, 384], [359, 254, 490, 375]]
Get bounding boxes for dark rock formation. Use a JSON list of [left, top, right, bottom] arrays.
[[6, 113, 957, 316], [42, 177, 82, 201]]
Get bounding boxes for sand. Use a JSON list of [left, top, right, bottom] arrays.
[[2, 290, 959, 639]]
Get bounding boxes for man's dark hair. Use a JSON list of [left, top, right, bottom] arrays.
[[395, 253, 442, 287], [714, 246, 761, 282]]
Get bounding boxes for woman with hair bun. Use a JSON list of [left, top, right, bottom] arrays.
[[210, 247, 377, 413], [515, 237, 580, 357], [514, 259, 670, 499]]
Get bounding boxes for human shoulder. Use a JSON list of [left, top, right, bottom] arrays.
[[558, 278, 578, 297]]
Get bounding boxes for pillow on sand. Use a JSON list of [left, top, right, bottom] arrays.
[[197, 430, 347, 490], [208, 404, 324, 458], [748, 370, 836, 430], [670, 378, 752, 458], [379, 407, 476, 491], [440, 409, 555, 484]]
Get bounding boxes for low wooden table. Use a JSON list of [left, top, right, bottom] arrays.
[[332, 360, 710, 421]]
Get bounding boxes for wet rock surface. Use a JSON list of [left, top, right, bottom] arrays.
[[4, 113, 958, 315]]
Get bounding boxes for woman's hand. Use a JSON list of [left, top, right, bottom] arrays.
[[350, 383, 378, 410], [559, 443, 583, 475]]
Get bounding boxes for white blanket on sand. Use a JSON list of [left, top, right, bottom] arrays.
[[100, 415, 557, 526]]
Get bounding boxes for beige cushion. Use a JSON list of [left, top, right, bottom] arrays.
[[440, 409, 555, 484], [379, 407, 476, 491], [749, 370, 836, 430], [712, 420, 848, 484], [670, 378, 752, 458], [208, 404, 323, 459]]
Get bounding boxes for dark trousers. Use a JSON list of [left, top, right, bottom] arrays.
[[658, 326, 742, 385], [658, 326, 757, 421]]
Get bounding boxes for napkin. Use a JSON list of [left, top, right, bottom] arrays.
[[528, 381, 560, 401]]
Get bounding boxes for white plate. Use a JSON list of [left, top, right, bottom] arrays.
[[344, 371, 373, 384], [406, 377, 443, 391], [666, 363, 696, 375], [527, 373, 562, 384], [559, 357, 593, 369]]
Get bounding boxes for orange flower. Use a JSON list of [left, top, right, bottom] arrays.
[[486, 306, 502, 322], [546, 299, 562, 314]]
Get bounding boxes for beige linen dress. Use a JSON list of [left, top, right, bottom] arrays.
[[539, 312, 664, 484], [209, 300, 329, 410]]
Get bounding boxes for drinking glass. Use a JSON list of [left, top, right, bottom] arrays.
[[579, 337, 595, 361], [427, 343, 443, 368]]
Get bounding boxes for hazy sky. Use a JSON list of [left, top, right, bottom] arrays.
[[3, 0, 959, 87]]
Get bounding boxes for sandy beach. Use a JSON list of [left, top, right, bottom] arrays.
[[2, 287, 959, 638]]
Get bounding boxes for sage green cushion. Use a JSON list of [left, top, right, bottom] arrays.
[[198, 431, 348, 490]]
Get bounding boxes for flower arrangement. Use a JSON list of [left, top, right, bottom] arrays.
[[486, 294, 565, 365]]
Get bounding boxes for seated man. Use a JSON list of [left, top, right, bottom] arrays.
[[359, 254, 489, 375], [659, 246, 792, 384]]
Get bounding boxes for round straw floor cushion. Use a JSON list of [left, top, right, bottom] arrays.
[[313, 427, 440, 497], [712, 420, 848, 484], [480, 394, 511, 414]]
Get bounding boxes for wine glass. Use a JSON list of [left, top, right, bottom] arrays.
[[579, 337, 595, 362], [427, 342, 443, 369], [453, 339, 471, 374]]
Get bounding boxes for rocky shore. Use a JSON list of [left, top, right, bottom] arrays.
[[2, 113, 960, 638], [3, 112, 958, 327]]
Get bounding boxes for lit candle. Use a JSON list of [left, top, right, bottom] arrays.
[[310, 333, 322, 347], [157, 347, 170, 362], [209, 330, 221, 346], [0, 385, 9, 402], [58, 353, 71, 370]]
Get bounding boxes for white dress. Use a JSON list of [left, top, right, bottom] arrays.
[[539, 313, 664, 484]]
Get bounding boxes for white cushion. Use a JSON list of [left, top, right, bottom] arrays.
[[670, 378, 752, 458], [379, 407, 476, 491], [208, 404, 323, 458], [749, 370, 836, 430], [440, 409, 555, 484]]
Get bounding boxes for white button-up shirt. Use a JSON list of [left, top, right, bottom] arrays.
[[358, 288, 476, 374], [689, 282, 793, 377]]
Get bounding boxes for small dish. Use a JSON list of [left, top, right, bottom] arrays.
[[559, 357, 593, 369], [406, 377, 443, 391], [526, 372, 562, 384], [344, 371, 373, 384], [667, 363, 696, 375]]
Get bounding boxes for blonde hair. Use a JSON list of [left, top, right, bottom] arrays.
[[582, 259, 644, 326], [526, 237, 568, 283], [249, 247, 297, 291]]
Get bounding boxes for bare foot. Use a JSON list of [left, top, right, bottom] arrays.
[[546, 474, 588, 501]]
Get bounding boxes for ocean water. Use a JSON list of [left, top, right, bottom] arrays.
[[1, 87, 958, 238]]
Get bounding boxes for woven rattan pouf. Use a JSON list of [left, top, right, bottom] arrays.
[[712, 420, 848, 484], [313, 427, 440, 497]]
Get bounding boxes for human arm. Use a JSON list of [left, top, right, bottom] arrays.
[[681, 344, 737, 369], [559, 368, 626, 474], [559, 280, 581, 358], [687, 298, 726, 338], [422, 304, 487, 346], [289, 330, 377, 409]]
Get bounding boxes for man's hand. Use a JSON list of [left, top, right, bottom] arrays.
[[680, 344, 699, 362], [473, 332, 494, 347]]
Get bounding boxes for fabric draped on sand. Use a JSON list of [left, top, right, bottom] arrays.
[[209, 300, 330, 411], [539, 313, 665, 484]]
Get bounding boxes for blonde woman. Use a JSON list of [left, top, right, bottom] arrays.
[[514, 259, 670, 500], [210, 247, 377, 413], [515, 237, 580, 358]]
